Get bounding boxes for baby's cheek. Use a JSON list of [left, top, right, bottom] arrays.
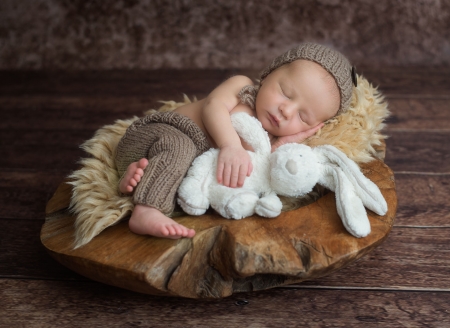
[[262, 121, 276, 136]]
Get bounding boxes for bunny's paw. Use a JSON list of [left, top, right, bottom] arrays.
[[255, 194, 282, 218], [177, 193, 209, 216], [223, 191, 259, 220]]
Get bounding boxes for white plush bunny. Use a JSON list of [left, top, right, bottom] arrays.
[[177, 112, 387, 238]]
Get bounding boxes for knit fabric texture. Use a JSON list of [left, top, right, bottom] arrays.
[[238, 84, 260, 110], [115, 112, 211, 214], [240, 43, 354, 115]]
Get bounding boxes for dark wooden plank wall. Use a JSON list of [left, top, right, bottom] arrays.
[[0, 68, 449, 327]]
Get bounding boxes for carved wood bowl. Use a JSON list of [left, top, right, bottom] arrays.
[[41, 158, 396, 299]]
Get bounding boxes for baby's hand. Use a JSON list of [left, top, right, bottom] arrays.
[[271, 123, 324, 152], [217, 145, 253, 188]]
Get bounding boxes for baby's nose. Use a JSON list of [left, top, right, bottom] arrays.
[[280, 103, 295, 118]]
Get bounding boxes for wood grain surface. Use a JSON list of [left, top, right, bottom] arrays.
[[2, 280, 450, 327], [1, 68, 449, 325]]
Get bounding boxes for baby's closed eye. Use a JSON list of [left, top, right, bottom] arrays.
[[298, 112, 307, 123], [280, 85, 291, 99]]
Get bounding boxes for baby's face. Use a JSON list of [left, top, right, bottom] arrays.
[[255, 60, 340, 137]]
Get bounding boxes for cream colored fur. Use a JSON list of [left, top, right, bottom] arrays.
[[68, 77, 389, 248]]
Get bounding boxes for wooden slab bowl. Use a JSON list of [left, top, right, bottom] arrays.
[[41, 158, 396, 299]]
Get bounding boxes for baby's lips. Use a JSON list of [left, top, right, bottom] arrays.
[[269, 113, 280, 127]]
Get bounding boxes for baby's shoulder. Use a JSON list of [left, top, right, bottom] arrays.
[[228, 74, 254, 84], [225, 76, 256, 117], [222, 75, 254, 91]]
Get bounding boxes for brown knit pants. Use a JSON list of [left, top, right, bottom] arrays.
[[115, 112, 210, 215]]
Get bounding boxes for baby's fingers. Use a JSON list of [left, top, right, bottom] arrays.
[[216, 162, 225, 185], [305, 123, 324, 136], [236, 164, 249, 187], [221, 164, 232, 187], [247, 161, 253, 177], [229, 166, 240, 188]]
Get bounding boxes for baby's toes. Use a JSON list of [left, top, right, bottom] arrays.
[[174, 225, 187, 237], [166, 224, 177, 236], [138, 158, 149, 169], [186, 229, 196, 238], [133, 173, 142, 183], [159, 225, 170, 237]]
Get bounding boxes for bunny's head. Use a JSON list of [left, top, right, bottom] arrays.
[[269, 143, 388, 238], [269, 144, 320, 197]]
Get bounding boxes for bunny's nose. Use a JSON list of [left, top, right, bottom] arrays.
[[285, 159, 298, 175]]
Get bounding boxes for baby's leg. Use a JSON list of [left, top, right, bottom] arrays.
[[119, 158, 149, 194], [129, 204, 195, 239], [116, 119, 205, 239]]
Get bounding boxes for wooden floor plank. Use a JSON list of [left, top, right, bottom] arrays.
[[386, 98, 450, 130], [0, 145, 83, 172], [360, 68, 450, 96], [0, 70, 234, 98], [385, 131, 450, 173], [0, 96, 158, 130], [2, 219, 449, 291], [1, 69, 449, 99], [0, 128, 96, 147], [0, 219, 83, 280], [302, 227, 450, 289], [0, 171, 68, 219], [394, 174, 450, 226], [2, 96, 450, 132], [1, 279, 449, 327]]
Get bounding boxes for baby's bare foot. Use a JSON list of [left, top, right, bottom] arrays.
[[119, 158, 148, 194], [129, 204, 196, 239]]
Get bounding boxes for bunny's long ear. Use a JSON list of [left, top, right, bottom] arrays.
[[325, 165, 371, 238], [316, 145, 388, 216]]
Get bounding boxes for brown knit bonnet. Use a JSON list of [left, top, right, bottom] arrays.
[[239, 43, 356, 115]]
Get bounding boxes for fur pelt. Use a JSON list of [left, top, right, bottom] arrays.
[[68, 76, 389, 248]]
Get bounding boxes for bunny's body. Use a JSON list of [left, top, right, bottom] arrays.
[[177, 112, 286, 219], [177, 112, 388, 238]]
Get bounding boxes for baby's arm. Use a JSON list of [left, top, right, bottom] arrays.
[[201, 75, 254, 188]]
